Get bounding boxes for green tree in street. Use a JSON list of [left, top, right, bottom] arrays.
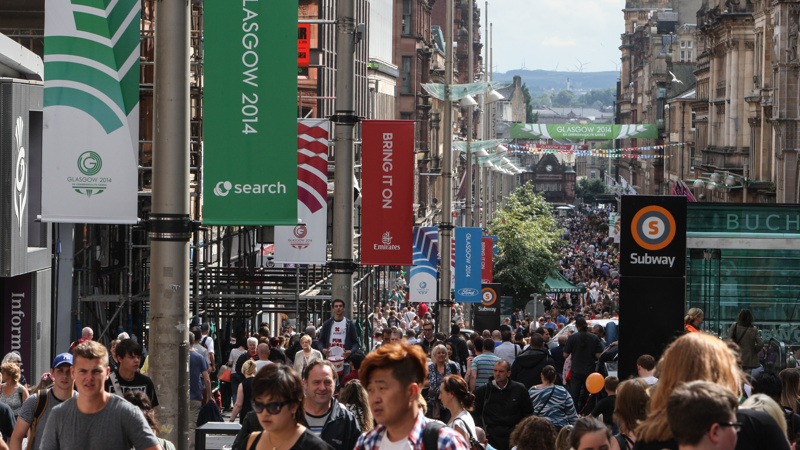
[[488, 183, 562, 309], [576, 178, 608, 204]]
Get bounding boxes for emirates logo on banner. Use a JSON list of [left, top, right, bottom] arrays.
[[289, 224, 311, 249], [374, 231, 400, 251]]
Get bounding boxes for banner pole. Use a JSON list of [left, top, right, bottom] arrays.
[[150, 0, 190, 446], [439, 0, 454, 335], [331, 0, 358, 318], [465, 0, 474, 227]]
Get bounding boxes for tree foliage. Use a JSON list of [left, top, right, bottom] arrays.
[[488, 183, 562, 309], [576, 178, 608, 204], [530, 87, 616, 109], [522, 83, 536, 123]]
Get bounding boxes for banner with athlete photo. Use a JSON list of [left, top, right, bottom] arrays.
[[274, 119, 329, 264], [360, 120, 414, 265], [41, 0, 141, 223]]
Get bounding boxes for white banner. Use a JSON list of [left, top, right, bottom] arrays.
[[41, 0, 140, 223], [609, 212, 620, 243], [274, 119, 329, 264]]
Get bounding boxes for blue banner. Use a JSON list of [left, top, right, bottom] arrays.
[[455, 227, 482, 303], [410, 227, 438, 303]]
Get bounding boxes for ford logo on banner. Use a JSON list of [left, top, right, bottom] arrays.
[[457, 288, 479, 296]]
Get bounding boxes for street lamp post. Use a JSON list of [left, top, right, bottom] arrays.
[[439, 0, 454, 335]]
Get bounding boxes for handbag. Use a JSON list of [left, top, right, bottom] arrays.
[[455, 417, 486, 450], [217, 365, 232, 383]]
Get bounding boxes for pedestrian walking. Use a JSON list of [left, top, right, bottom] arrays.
[[354, 343, 468, 449], [727, 309, 763, 372], [562, 317, 603, 412], [529, 365, 577, 429], [38, 340, 162, 450], [666, 381, 739, 450], [473, 360, 533, 450]]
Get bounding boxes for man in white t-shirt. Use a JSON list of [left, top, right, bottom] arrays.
[[200, 323, 215, 373], [254, 343, 273, 372], [320, 299, 361, 380]]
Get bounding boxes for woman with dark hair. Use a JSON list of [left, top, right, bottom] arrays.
[[124, 390, 176, 450], [245, 364, 330, 450], [338, 379, 374, 431], [728, 309, 763, 372], [779, 368, 800, 415], [440, 374, 477, 444], [570, 417, 612, 450], [509, 416, 557, 450], [529, 365, 578, 429], [611, 378, 649, 450]]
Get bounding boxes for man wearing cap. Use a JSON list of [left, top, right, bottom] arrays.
[[10, 353, 77, 450]]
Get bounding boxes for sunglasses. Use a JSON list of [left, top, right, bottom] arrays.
[[715, 422, 742, 432], [251, 400, 291, 415]]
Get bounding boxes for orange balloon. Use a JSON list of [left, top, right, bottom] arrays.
[[586, 372, 605, 394]]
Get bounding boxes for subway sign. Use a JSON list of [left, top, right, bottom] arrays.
[[620, 196, 687, 277]]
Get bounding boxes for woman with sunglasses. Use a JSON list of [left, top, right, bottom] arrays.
[[244, 364, 330, 450]]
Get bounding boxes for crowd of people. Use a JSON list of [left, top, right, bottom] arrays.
[[2, 207, 794, 450]]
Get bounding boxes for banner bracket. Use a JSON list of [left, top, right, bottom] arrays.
[[148, 213, 195, 242], [330, 110, 360, 124]]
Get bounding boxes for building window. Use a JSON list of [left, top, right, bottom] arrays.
[[400, 113, 412, 120], [402, 0, 412, 35], [401, 56, 412, 94], [590, 171, 597, 179], [691, 112, 696, 130], [681, 40, 686, 48], [688, 40, 692, 48]]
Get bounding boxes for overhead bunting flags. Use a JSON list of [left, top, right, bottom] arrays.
[[410, 227, 439, 303], [41, 0, 141, 223], [506, 142, 691, 158], [361, 120, 415, 265], [274, 119, 329, 264]]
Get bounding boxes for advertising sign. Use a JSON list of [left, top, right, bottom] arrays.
[[42, 0, 141, 223], [203, 0, 299, 225], [274, 120, 329, 264], [361, 121, 415, 265], [410, 227, 438, 303], [298, 24, 310, 68], [481, 237, 493, 283], [455, 227, 482, 303], [620, 196, 687, 277], [2, 274, 31, 379], [511, 123, 658, 140]]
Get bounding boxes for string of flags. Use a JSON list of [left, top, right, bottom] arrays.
[[507, 142, 692, 158]]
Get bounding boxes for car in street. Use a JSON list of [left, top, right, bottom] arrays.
[[547, 318, 619, 350]]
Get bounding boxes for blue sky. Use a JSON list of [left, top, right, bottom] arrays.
[[486, 0, 626, 73]]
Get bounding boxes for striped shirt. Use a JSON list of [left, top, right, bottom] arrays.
[[529, 384, 578, 428], [471, 353, 501, 390]]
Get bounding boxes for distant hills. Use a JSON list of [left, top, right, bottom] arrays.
[[492, 69, 620, 93]]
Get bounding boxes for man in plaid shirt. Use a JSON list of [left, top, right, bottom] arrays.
[[355, 343, 468, 450]]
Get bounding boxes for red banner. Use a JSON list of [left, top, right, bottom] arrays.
[[481, 237, 493, 283], [361, 121, 414, 265], [298, 25, 310, 68]]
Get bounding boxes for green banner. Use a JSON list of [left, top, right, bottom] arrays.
[[202, 0, 299, 225], [511, 123, 658, 140]]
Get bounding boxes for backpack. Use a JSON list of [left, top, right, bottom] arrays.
[[27, 389, 50, 450], [422, 420, 445, 450]]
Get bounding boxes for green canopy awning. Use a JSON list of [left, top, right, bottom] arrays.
[[544, 270, 586, 294]]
